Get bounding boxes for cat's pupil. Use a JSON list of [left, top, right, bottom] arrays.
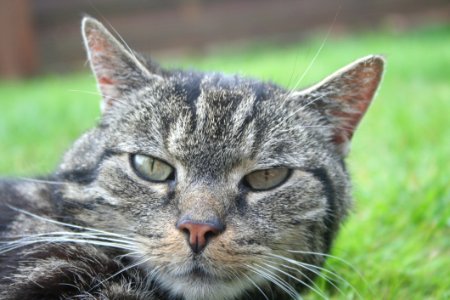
[[150, 159, 156, 171]]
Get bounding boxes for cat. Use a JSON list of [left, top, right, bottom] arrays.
[[0, 17, 384, 300]]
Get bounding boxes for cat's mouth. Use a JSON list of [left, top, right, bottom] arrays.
[[188, 264, 208, 276], [174, 262, 228, 282], [153, 263, 250, 300], [185, 265, 216, 280]]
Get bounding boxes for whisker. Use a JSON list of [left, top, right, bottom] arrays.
[[248, 263, 300, 300], [89, 256, 151, 291], [280, 262, 344, 298], [115, 251, 141, 261], [101, 22, 140, 65], [281, 261, 346, 298], [266, 93, 330, 136], [5, 205, 136, 241], [3, 231, 135, 245], [82, 5, 144, 69], [286, 4, 341, 95], [268, 5, 342, 137], [0, 237, 138, 255], [142, 264, 162, 286], [243, 273, 269, 300], [269, 252, 362, 299], [286, 250, 364, 277], [16, 177, 67, 185], [68, 89, 127, 106], [0, 241, 135, 254], [246, 265, 286, 299], [299, 261, 362, 299], [262, 261, 327, 300]]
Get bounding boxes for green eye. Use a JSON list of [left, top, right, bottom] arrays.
[[243, 168, 290, 191], [131, 154, 175, 182]]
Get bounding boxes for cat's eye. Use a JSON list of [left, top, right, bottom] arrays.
[[243, 167, 290, 191], [131, 154, 175, 182]]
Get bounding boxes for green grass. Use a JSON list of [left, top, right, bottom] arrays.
[[1, 24, 449, 299]]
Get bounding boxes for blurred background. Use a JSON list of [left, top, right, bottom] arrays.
[[0, 0, 449, 77], [0, 1, 449, 299]]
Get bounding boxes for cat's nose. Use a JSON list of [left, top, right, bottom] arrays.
[[176, 218, 224, 254]]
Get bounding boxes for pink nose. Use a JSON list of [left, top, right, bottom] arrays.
[[177, 220, 223, 254]]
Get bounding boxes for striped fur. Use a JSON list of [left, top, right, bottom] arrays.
[[0, 17, 384, 299]]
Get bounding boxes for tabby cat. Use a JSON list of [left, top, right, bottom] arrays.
[[0, 17, 384, 300]]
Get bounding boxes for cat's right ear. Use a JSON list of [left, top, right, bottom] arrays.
[[82, 17, 162, 112], [289, 55, 384, 156]]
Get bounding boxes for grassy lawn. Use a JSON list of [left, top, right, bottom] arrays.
[[1, 24, 449, 299]]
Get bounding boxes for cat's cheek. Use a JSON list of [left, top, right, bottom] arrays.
[[204, 226, 239, 257], [137, 226, 190, 264], [95, 156, 173, 206]]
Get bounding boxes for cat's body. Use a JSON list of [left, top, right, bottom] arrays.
[[0, 18, 384, 300]]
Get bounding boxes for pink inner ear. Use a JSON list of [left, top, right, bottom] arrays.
[[98, 77, 119, 110], [330, 61, 383, 145], [99, 76, 114, 85], [331, 95, 371, 144], [91, 41, 105, 52], [98, 77, 117, 107], [85, 29, 122, 107], [331, 110, 366, 145], [86, 27, 110, 55]]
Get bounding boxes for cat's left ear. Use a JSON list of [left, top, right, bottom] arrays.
[[292, 55, 384, 156], [82, 17, 162, 112]]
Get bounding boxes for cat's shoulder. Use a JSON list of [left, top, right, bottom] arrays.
[[0, 179, 162, 299], [0, 178, 55, 235]]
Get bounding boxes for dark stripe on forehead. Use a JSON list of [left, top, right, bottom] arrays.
[[172, 72, 203, 131], [309, 167, 337, 253], [180, 72, 203, 106], [253, 81, 275, 102], [246, 81, 284, 157]]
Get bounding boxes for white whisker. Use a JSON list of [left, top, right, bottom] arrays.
[[115, 251, 141, 261], [269, 252, 362, 299], [0, 237, 137, 255], [270, 5, 342, 138], [243, 273, 270, 300], [262, 261, 326, 300], [247, 263, 300, 300], [287, 4, 341, 95], [280, 262, 344, 298], [3, 231, 135, 245], [16, 177, 67, 185], [5, 205, 135, 241], [89, 256, 151, 291], [286, 250, 361, 274], [68, 89, 128, 106], [266, 92, 330, 137]]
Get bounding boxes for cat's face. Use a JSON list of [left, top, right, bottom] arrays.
[[56, 18, 383, 299]]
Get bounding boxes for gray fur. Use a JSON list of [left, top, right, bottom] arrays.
[[0, 17, 384, 300]]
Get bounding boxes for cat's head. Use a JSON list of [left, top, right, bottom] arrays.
[[57, 17, 384, 299]]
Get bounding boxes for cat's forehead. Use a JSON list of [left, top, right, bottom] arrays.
[[151, 73, 308, 170], [156, 71, 287, 126], [167, 71, 284, 100], [109, 71, 319, 176], [174, 73, 282, 116]]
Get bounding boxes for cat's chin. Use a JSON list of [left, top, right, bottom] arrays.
[[155, 264, 255, 300]]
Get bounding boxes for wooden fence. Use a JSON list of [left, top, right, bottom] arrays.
[[0, 0, 449, 78]]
